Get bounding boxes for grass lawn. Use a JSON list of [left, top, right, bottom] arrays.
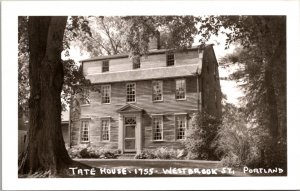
[[67, 159, 247, 177]]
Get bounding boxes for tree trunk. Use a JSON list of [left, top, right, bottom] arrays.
[[19, 16, 71, 175]]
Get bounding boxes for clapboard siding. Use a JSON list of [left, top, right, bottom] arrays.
[[73, 76, 199, 149], [83, 49, 199, 75], [71, 45, 222, 152]]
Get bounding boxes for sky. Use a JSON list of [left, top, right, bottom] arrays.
[[66, 31, 243, 106]]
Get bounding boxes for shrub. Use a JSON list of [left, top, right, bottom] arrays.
[[183, 112, 221, 160], [134, 151, 156, 159], [67, 145, 117, 159], [134, 147, 186, 160]]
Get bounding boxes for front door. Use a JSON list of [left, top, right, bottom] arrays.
[[124, 117, 136, 152]]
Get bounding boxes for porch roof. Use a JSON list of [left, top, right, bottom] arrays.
[[116, 104, 144, 113]]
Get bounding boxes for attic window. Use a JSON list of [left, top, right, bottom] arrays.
[[133, 56, 140, 69], [166, 52, 175, 66], [102, 60, 109, 72]]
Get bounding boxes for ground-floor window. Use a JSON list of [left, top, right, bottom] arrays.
[[81, 121, 89, 142], [101, 119, 110, 141], [175, 115, 187, 140], [152, 116, 163, 141]]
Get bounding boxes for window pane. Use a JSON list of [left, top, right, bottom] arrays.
[[126, 83, 136, 102], [102, 60, 109, 72], [152, 81, 163, 101], [153, 117, 163, 140], [81, 121, 89, 142], [133, 56, 140, 69], [176, 116, 186, 140], [166, 53, 174, 66], [101, 119, 110, 141], [175, 79, 186, 100], [101, 85, 111, 104]]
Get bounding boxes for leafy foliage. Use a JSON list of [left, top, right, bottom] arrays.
[[122, 16, 198, 57], [71, 16, 199, 58], [18, 16, 30, 117], [183, 112, 221, 160], [134, 147, 186, 160], [66, 145, 119, 159], [18, 16, 93, 115], [198, 16, 286, 167]]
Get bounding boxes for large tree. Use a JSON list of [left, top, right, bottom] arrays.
[[18, 16, 199, 176], [199, 16, 286, 167], [19, 16, 72, 175]]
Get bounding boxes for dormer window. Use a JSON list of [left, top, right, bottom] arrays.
[[133, 56, 140, 69], [102, 60, 109, 72], [166, 52, 175, 66]]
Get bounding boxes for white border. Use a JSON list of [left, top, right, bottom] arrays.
[[2, 0, 300, 190]]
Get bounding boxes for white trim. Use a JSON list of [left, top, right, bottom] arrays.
[[174, 112, 188, 115], [151, 113, 164, 117]]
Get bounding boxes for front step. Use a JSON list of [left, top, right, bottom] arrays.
[[117, 153, 136, 159]]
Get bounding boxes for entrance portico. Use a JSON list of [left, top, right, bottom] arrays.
[[116, 104, 143, 154]]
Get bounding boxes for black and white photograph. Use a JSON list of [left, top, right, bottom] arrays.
[[2, 1, 300, 190]]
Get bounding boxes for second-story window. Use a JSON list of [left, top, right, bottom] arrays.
[[126, 83, 136, 102], [133, 56, 140, 69], [101, 85, 111, 104], [166, 52, 175, 66], [102, 60, 109, 72], [175, 79, 186, 100], [152, 80, 163, 102]]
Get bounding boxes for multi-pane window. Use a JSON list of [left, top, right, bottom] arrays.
[[133, 56, 141, 69], [126, 83, 136, 102], [153, 116, 163, 141], [175, 79, 186, 100], [101, 85, 111, 104], [152, 81, 163, 101], [166, 52, 175, 66], [102, 60, 109, 72], [176, 115, 187, 140], [101, 119, 110, 141], [81, 121, 89, 142]]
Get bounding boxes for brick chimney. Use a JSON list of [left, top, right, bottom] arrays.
[[148, 31, 160, 50]]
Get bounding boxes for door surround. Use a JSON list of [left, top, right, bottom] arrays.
[[117, 104, 143, 154]]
